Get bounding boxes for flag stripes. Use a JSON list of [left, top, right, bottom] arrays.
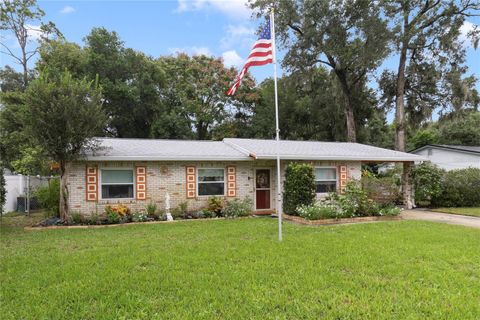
[[226, 18, 273, 96]]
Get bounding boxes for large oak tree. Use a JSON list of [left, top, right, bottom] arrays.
[[250, 0, 391, 142]]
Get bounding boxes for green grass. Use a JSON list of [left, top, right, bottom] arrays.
[[0, 210, 46, 228], [1, 218, 479, 319], [431, 207, 480, 218]]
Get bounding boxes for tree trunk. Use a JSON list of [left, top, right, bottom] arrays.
[[334, 70, 357, 142], [395, 43, 408, 152], [344, 100, 357, 142], [196, 122, 208, 140], [59, 160, 69, 220], [22, 56, 28, 88], [402, 161, 413, 209]]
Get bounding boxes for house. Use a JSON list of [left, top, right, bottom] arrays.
[[66, 138, 424, 217], [410, 145, 480, 171]]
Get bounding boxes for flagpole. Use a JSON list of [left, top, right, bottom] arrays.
[[270, 9, 282, 242]]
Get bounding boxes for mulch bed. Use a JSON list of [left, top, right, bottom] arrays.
[[23, 217, 230, 231], [283, 213, 402, 226]]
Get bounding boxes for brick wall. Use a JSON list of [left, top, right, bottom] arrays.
[[67, 160, 362, 217]]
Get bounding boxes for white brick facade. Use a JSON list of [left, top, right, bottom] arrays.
[[66, 160, 361, 217]]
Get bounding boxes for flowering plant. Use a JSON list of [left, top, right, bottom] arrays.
[[104, 204, 130, 217]]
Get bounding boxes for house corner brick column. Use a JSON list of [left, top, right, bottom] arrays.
[[227, 166, 236, 197], [136, 166, 147, 200], [339, 165, 348, 193], [186, 166, 196, 198], [86, 165, 98, 201]]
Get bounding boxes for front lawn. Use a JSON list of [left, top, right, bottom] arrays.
[[431, 207, 480, 218], [1, 218, 479, 319]]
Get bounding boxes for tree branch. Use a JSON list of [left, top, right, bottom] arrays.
[[0, 42, 22, 63], [287, 23, 304, 36]]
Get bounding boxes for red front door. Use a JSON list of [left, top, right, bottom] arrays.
[[255, 169, 271, 210]]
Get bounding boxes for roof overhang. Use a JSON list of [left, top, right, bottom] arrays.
[[410, 145, 480, 156], [253, 155, 425, 162], [83, 156, 253, 161]]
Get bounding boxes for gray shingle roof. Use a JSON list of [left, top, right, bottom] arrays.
[[88, 138, 248, 161], [431, 145, 480, 154], [224, 138, 424, 162], [85, 137, 424, 162]]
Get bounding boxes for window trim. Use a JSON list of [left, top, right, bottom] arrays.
[[196, 167, 226, 197], [314, 166, 338, 195], [99, 167, 135, 200]]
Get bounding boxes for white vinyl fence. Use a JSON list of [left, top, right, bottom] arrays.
[[3, 174, 50, 213]]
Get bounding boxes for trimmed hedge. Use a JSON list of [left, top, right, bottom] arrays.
[[412, 164, 480, 207], [283, 163, 316, 215], [432, 168, 480, 207], [411, 162, 445, 206]]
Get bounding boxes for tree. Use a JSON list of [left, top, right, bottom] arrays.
[[83, 28, 165, 138], [0, 0, 61, 88], [0, 66, 35, 92], [437, 110, 480, 145], [36, 30, 166, 138], [251, 0, 390, 142], [252, 67, 379, 143], [157, 54, 257, 140], [381, 0, 480, 152], [23, 71, 106, 218]]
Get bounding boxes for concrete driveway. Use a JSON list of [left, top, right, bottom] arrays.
[[402, 210, 480, 229]]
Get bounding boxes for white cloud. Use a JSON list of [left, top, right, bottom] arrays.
[[222, 50, 243, 67], [460, 20, 479, 47], [220, 24, 255, 50], [25, 24, 44, 41], [60, 6, 76, 14], [176, 0, 251, 19], [168, 46, 212, 56]]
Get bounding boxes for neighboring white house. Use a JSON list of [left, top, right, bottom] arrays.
[[409, 145, 480, 171]]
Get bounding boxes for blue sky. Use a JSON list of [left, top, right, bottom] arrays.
[[1, 0, 479, 102]]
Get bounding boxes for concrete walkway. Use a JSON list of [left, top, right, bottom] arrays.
[[401, 209, 480, 229]]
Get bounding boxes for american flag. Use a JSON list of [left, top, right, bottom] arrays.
[[226, 18, 273, 96]]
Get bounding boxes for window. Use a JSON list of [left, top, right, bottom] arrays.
[[315, 168, 337, 193], [198, 168, 225, 196], [101, 169, 134, 199]]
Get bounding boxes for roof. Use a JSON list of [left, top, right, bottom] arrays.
[[87, 138, 248, 161], [410, 144, 480, 155], [224, 138, 424, 162], [84, 137, 425, 162]]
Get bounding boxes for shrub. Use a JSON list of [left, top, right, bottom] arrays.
[[201, 208, 216, 218], [223, 197, 253, 218], [208, 197, 224, 217], [379, 205, 401, 216], [432, 168, 480, 207], [329, 181, 380, 217], [283, 163, 316, 215], [297, 203, 340, 220], [171, 201, 188, 219], [106, 212, 120, 224], [362, 175, 400, 205], [145, 202, 157, 217], [69, 211, 84, 224], [411, 162, 445, 206], [88, 212, 100, 225], [35, 179, 60, 216], [132, 211, 148, 222], [105, 204, 130, 217]]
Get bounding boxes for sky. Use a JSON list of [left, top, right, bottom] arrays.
[[1, 0, 479, 117]]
